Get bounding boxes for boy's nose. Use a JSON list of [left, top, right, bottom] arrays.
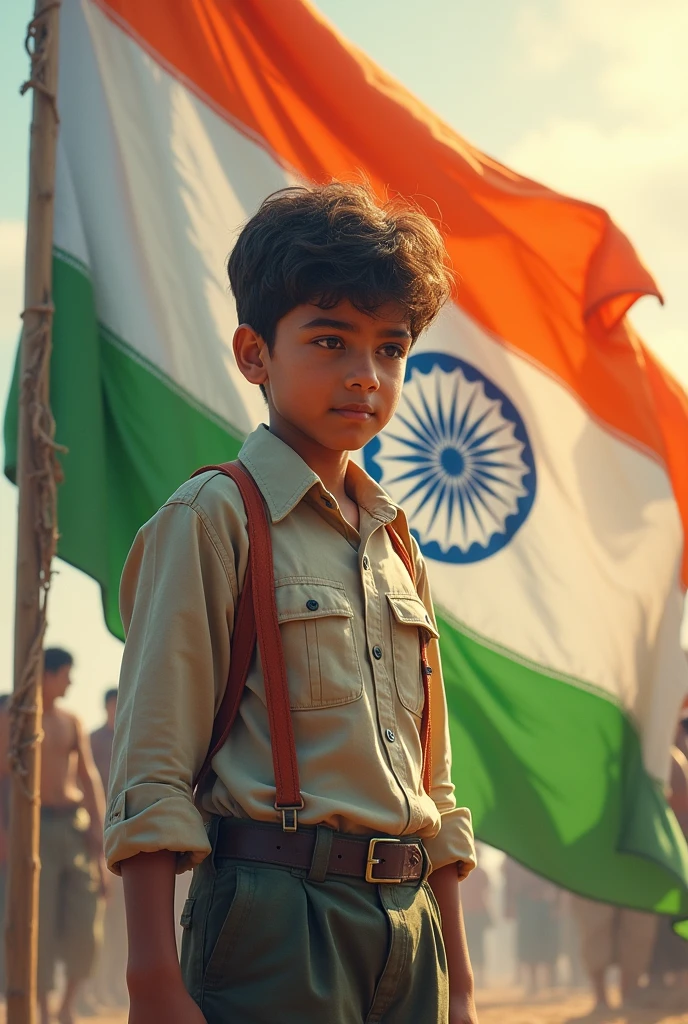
[[346, 359, 380, 391]]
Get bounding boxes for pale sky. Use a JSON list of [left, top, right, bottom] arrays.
[[0, 0, 686, 729]]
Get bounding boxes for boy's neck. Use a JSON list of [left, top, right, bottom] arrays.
[[268, 414, 350, 509]]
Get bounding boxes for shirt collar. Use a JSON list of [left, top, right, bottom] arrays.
[[237, 424, 399, 525], [345, 460, 398, 524]]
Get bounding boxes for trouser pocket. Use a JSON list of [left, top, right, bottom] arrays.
[[202, 865, 256, 991], [181, 860, 256, 1005]]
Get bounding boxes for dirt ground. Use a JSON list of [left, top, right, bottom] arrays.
[[475, 988, 688, 1024], [56, 988, 688, 1024]]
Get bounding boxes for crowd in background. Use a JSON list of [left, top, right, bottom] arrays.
[[465, 718, 688, 1012], [0, 652, 686, 1019]]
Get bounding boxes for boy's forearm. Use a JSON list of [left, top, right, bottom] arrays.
[[429, 863, 475, 996], [121, 850, 183, 991]]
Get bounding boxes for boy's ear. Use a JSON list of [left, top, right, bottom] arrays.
[[233, 323, 269, 387]]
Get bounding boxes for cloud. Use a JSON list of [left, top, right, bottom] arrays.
[[0, 221, 25, 343], [508, 1, 688, 385], [517, 0, 688, 123], [505, 119, 688, 276]]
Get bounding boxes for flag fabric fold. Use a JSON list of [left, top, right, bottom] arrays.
[[5, 0, 688, 925]]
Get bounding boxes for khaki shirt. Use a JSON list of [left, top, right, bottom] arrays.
[[105, 425, 476, 876]]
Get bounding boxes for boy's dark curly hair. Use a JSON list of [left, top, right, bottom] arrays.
[[228, 181, 452, 347]]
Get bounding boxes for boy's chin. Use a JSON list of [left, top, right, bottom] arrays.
[[316, 424, 379, 453]]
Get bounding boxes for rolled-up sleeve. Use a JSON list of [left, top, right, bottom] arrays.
[[105, 487, 240, 874], [414, 547, 477, 878]]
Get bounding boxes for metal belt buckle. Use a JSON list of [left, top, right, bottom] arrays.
[[365, 837, 402, 883]]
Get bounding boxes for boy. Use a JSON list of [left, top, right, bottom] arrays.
[[0, 649, 106, 1024], [105, 182, 478, 1024]]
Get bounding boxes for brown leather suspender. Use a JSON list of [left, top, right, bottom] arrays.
[[192, 460, 433, 826], [192, 461, 303, 829]]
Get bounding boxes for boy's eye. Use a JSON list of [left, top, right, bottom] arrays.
[[380, 344, 406, 359], [314, 336, 344, 350]]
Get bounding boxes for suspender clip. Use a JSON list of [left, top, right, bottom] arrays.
[[276, 800, 304, 832]]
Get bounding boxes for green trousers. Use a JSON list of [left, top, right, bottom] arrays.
[[181, 821, 448, 1024], [37, 808, 101, 995]]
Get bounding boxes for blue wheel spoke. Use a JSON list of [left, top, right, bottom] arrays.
[[445, 482, 457, 545], [416, 383, 445, 446], [468, 473, 512, 509], [460, 405, 496, 448], [400, 385, 445, 446], [392, 413, 439, 452], [398, 471, 445, 510], [463, 476, 503, 524], [471, 467, 524, 492], [453, 388, 478, 446], [447, 375, 460, 441], [457, 478, 482, 528], [384, 452, 439, 466], [465, 422, 511, 452], [386, 464, 443, 488], [466, 442, 522, 459], [425, 477, 450, 537], [435, 373, 447, 438]]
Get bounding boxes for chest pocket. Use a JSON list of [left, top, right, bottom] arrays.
[[387, 592, 439, 718], [275, 579, 364, 711]]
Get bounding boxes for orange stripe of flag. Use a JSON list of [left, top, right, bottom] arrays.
[[95, 0, 688, 581]]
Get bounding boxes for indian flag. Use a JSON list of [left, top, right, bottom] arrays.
[[5, 0, 688, 924]]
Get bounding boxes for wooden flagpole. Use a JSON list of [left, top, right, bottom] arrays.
[[6, 2, 62, 1022]]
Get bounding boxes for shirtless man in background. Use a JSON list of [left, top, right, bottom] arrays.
[[0, 648, 106, 1024]]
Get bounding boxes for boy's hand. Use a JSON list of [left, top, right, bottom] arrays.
[[450, 992, 479, 1024], [129, 980, 207, 1024]]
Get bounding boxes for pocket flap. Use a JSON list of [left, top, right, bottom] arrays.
[[180, 896, 195, 930], [386, 592, 440, 639], [275, 579, 354, 623]]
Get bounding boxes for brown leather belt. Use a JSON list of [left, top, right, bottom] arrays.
[[215, 819, 426, 885]]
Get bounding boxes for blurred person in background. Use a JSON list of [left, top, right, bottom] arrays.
[[90, 688, 117, 797], [0, 649, 107, 1024], [573, 897, 658, 1011], [505, 858, 558, 996], [648, 735, 688, 993], [460, 859, 493, 989], [556, 889, 586, 991], [89, 689, 128, 1009]]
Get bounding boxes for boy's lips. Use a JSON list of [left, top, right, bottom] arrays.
[[332, 403, 375, 421]]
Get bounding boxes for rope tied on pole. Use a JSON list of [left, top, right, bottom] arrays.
[[20, 1, 62, 123], [9, 301, 66, 801]]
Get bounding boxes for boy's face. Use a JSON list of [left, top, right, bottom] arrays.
[[236, 299, 412, 452]]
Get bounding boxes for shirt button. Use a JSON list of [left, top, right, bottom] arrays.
[[306, 599, 319, 611], [372, 645, 383, 660], [362, 555, 370, 570], [385, 728, 396, 743]]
